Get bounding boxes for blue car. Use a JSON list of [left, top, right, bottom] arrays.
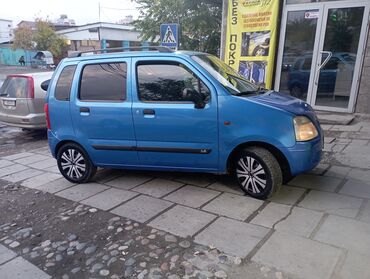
[[44, 47, 323, 200]]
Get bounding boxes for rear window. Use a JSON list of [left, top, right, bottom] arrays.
[[55, 65, 76, 101], [0, 76, 29, 98], [79, 63, 127, 101]]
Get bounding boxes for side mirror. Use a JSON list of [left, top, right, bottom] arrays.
[[41, 79, 50, 92], [182, 88, 206, 109]]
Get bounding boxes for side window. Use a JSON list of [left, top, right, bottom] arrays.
[[79, 63, 127, 101], [323, 57, 340, 70], [55, 65, 76, 101], [137, 62, 210, 102]]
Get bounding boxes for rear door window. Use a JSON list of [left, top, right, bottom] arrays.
[[55, 65, 76, 101], [0, 76, 29, 98], [79, 63, 127, 102]]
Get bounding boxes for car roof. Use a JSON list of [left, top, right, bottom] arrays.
[[63, 50, 206, 63]]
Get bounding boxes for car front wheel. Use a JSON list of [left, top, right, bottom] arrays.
[[234, 147, 282, 200], [57, 143, 97, 183]]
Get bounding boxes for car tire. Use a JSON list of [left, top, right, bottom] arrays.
[[234, 147, 282, 200], [57, 143, 97, 184]]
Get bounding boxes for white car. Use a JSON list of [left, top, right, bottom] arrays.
[[0, 71, 53, 129]]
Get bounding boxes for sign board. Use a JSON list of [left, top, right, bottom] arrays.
[[224, 0, 280, 89], [160, 24, 179, 49], [305, 10, 319, 19]]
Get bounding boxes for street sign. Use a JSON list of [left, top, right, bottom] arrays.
[[160, 24, 179, 49]]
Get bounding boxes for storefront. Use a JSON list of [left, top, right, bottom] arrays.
[[222, 0, 370, 113]]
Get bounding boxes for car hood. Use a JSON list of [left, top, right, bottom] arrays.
[[250, 91, 319, 124]]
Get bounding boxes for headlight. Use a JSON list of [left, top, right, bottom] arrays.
[[293, 116, 318, 141]]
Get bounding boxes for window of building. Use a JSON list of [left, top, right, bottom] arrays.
[[55, 65, 76, 101], [79, 63, 127, 101], [137, 62, 210, 102]]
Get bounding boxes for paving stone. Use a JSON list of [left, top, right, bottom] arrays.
[[13, 154, 51, 165], [195, 217, 269, 258], [35, 178, 75, 194], [314, 215, 370, 255], [324, 165, 351, 178], [132, 178, 184, 198], [2, 168, 43, 183], [308, 163, 329, 175], [337, 250, 370, 279], [81, 188, 139, 210], [324, 137, 335, 143], [288, 175, 342, 192], [251, 203, 291, 228], [350, 139, 369, 146], [274, 207, 323, 237], [31, 158, 57, 170], [0, 159, 14, 169], [111, 195, 173, 223], [55, 183, 109, 202], [174, 175, 214, 187], [44, 165, 60, 174], [0, 256, 51, 279], [268, 185, 305, 205], [21, 173, 62, 189], [164, 185, 220, 208], [340, 179, 370, 199], [320, 124, 333, 130], [149, 205, 216, 237], [202, 193, 263, 221], [253, 231, 342, 279], [0, 244, 17, 264], [104, 174, 153, 190], [0, 164, 28, 178], [299, 190, 362, 218], [347, 168, 370, 183], [335, 146, 370, 169], [207, 181, 244, 195], [359, 200, 370, 224], [1, 152, 34, 161]]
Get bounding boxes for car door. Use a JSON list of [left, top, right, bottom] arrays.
[[131, 57, 219, 170], [70, 58, 139, 166]]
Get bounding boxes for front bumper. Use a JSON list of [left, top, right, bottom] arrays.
[[285, 135, 323, 176]]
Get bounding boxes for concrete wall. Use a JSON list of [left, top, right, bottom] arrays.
[[356, 28, 370, 114], [0, 47, 37, 66]]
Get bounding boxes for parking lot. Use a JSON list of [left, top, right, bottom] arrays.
[[0, 117, 370, 279]]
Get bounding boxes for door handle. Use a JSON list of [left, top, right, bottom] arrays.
[[80, 107, 90, 113], [315, 51, 332, 85], [143, 109, 155, 115]]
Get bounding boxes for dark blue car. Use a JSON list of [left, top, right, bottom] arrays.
[[44, 47, 323, 200]]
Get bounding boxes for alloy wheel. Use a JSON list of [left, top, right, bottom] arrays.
[[236, 156, 267, 194], [60, 148, 86, 179]]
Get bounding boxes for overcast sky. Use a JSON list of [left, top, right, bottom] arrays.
[[0, 0, 140, 26]]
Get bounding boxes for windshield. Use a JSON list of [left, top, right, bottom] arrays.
[[191, 54, 261, 95]]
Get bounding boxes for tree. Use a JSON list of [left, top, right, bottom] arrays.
[[33, 20, 68, 57], [13, 20, 68, 58], [134, 0, 222, 55], [12, 26, 34, 50]]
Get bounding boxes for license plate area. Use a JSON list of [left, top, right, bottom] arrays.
[[3, 100, 16, 107]]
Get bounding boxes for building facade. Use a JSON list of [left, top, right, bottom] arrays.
[[222, 0, 370, 114], [0, 19, 13, 44]]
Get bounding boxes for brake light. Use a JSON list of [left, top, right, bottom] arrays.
[[44, 103, 51, 130]]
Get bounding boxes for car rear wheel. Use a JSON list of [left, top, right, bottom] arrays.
[[234, 147, 282, 200], [57, 143, 96, 183]]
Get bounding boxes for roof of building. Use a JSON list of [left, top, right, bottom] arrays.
[[56, 22, 135, 35]]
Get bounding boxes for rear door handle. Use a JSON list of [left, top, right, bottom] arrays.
[[80, 107, 90, 113], [143, 109, 155, 115]]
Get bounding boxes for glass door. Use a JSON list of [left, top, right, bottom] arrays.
[[312, 2, 369, 112], [275, 3, 323, 103], [275, 1, 369, 113]]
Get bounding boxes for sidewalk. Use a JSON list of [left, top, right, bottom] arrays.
[[0, 117, 369, 278]]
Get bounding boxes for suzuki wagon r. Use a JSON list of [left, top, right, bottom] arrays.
[[44, 47, 323, 200]]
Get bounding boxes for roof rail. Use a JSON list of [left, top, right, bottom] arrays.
[[68, 46, 174, 58]]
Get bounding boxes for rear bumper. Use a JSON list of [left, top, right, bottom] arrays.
[[47, 130, 59, 158], [285, 136, 323, 176], [0, 112, 46, 129]]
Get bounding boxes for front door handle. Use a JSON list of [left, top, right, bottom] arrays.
[[143, 109, 155, 115], [80, 107, 90, 113], [315, 51, 332, 85]]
